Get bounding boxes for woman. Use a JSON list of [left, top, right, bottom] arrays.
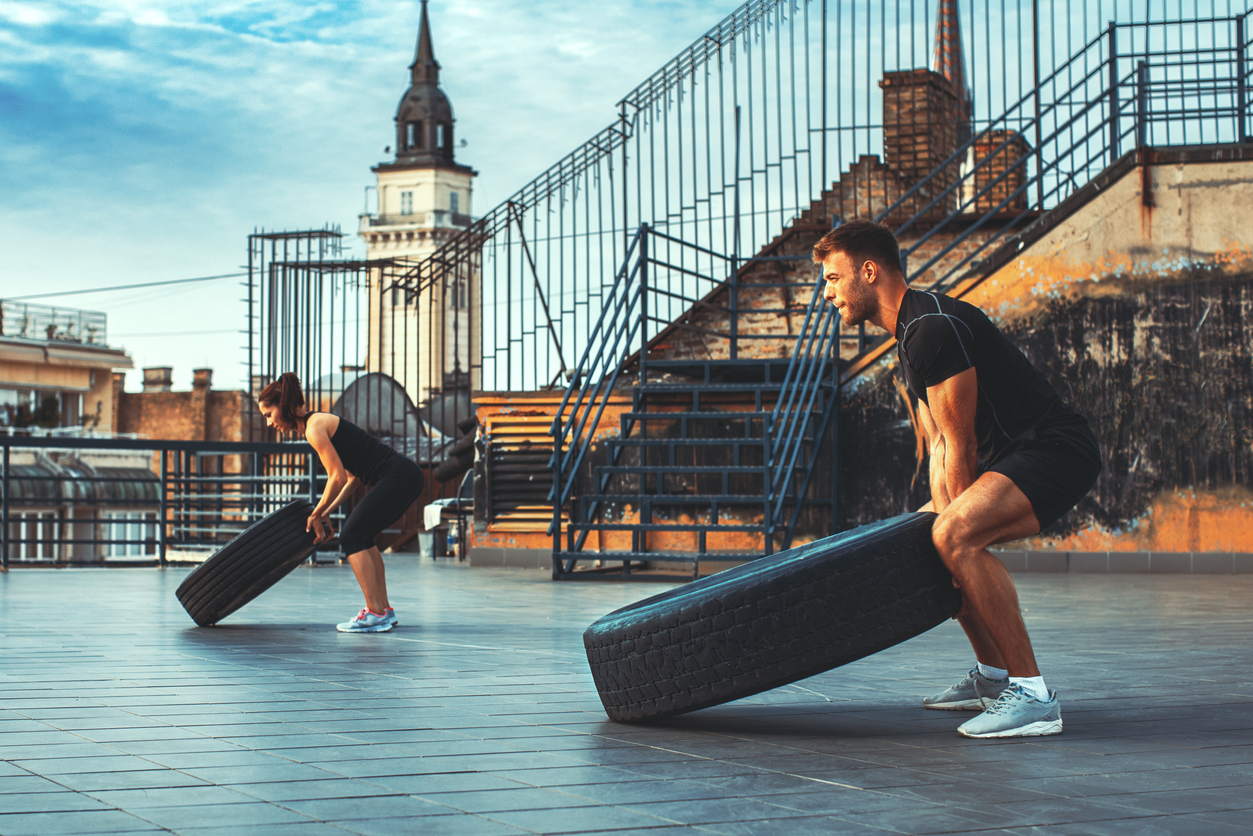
[[257, 373, 424, 633]]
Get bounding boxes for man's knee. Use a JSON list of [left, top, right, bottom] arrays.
[[931, 511, 975, 567]]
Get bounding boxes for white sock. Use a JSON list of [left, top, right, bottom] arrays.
[[1010, 675, 1049, 701], [977, 662, 1008, 681]]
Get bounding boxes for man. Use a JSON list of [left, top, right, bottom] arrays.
[[814, 219, 1101, 738]]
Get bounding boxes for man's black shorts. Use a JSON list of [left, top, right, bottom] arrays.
[[985, 420, 1102, 531]]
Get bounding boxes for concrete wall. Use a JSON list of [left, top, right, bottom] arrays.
[[840, 150, 1253, 557]]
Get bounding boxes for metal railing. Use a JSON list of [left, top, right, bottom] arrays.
[[392, 0, 1239, 395], [1, 435, 327, 568], [765, 264, 841, 551], [829, 11, 1253, 375], [0, 300, 109, 346], [548, 223, 831, 555]]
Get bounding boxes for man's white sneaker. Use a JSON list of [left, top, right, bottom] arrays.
[[923, 669, 1010, 710], [957, 683, 1062, 738]]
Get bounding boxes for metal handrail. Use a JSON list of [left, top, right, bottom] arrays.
[[2, 436, 323, 569]]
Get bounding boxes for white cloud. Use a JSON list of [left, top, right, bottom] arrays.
[[0, 2, 62, 26]]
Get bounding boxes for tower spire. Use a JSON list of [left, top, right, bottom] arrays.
[[932, 0, 968, 103], [410, 0, 439, 85]]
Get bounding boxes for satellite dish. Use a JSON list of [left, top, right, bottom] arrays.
[[332, 372, 422, 439]]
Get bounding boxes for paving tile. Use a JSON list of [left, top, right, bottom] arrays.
[[50, 769, 212, 793], [620, 797, 814, 825], [84, 785, 260, 809], [280, 794, 457, 820], [334, 814, 530, 836], [483, 805, 677, 834], [0, 809, 164, 835], [0, 792, 113, 814], [173, 824, 351, 836], [11, 755, 163, 776], [415, 787, 596, 813], [217, 779, 400, 803], [131, 801, 317, 829], [178, 762, 345, 784]]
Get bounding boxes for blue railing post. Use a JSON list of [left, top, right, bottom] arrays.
[[551, 408, 562, 575], [2, 444, 9, 571], [158, 450, 167, 566], [1238, 15, 1248, 144], [1108, 21, 1119, 163], [639, 225, 649, 383], [1136, 60, 1149, 148]]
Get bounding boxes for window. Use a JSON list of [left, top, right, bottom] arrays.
[[400, 191, 413, 215], [449, 191, 459, 215], [8, 511, 59, 560], [451, 276, 469, 309], [104, 511, 157, 558], [406, 120, 424, 149], [436, 123, 445, 148]]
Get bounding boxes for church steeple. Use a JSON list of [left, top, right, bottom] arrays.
[[932, 0, 969, 105], [392, 0, 456, 168], [410, 0, 439, 86]]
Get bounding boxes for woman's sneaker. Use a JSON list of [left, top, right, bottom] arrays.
[[336, 608, 395, 633], [923, 669, 1010, 710], [958, 683, 1062, 738]]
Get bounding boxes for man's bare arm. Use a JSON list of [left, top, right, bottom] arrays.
[[925, 367, 980, 505], [916, 400, 952, 512]]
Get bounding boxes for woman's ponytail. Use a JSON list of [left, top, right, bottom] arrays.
[[258, 372, 306, 430]]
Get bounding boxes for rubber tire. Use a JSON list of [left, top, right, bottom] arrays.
[[583, 512, 961, 722], [175, 500, 318, 627]]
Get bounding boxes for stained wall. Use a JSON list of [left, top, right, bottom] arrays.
[[840, 150, 1253, 553]]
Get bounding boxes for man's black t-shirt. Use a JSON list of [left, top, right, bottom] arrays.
[[895, 288, 1081, 465]]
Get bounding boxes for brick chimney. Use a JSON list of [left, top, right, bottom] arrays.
[[880, 69, 967, 217], [142, 367, 173, 393], [191, 368, 212, 441]]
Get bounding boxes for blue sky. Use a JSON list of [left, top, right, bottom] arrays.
[[0, 0, 726, 391]]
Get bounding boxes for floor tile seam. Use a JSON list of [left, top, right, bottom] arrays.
[[475, 800, 689, 833]]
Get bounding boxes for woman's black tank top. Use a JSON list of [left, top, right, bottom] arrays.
[[307, 411, 401, 487]]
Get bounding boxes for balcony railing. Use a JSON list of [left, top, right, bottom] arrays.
[[0, 300, 109, 346], [363, 211, 473, 229]]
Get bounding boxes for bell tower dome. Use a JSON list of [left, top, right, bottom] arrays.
[[395, 0, 457, 167]]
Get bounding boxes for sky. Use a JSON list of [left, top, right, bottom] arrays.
[[0, 0, 730, 392]]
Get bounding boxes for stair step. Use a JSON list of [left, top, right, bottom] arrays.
[[624, 411, 772, 420], [555, 551, 765, 564], [566, 522, 765, 532], [596, 465, 767, 474], [575, 494, 771, 504], [607, 438, 770, 448], [638, 381, 789, 392]]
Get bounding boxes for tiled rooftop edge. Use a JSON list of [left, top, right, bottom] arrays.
[[991, 550, 1253, 573]]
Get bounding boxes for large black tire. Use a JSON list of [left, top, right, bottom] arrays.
[[583, 512, 961, 722], [175, 500, 318, 627]]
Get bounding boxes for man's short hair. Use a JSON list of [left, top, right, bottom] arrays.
[[812, 219, 903, 277]]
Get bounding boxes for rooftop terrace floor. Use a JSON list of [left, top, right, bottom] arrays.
[[2, 559, 1253, 835]]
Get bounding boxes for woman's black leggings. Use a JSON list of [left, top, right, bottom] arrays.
[[339, 459, 425, 556]]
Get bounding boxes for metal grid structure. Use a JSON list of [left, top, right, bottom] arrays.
[[243, 228, 474, 494], [0, 300, 108, 346], [1, 436, 325, 569]]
